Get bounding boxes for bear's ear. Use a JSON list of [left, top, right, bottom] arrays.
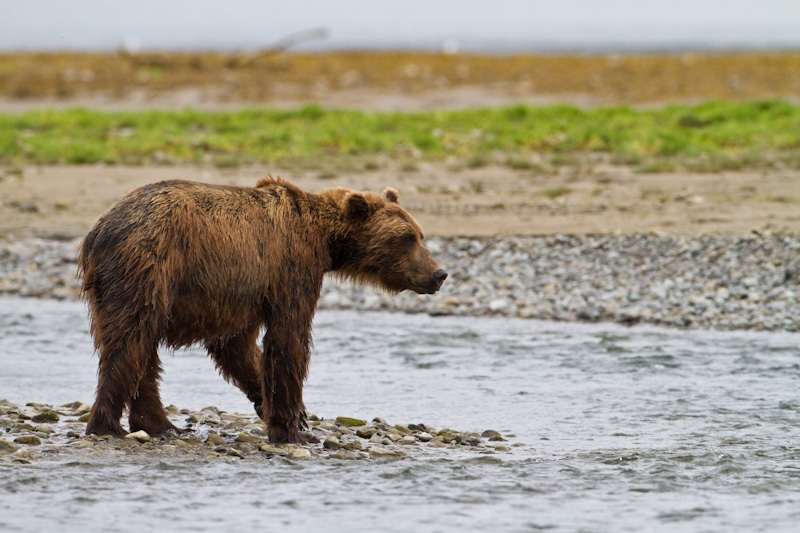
[[345, 193, 372, 222], [382, 187, 399, 204]]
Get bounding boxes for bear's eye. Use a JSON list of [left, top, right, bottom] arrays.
[[402, 233, 417, 246]]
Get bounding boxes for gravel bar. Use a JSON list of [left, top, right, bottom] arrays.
[[1, 233, 798, 331], [0, 399, 514, 463]]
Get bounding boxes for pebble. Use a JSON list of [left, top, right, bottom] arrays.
[[336, 416, 367, 427], [0, 440, 21, 454], [11, 449, 34, 463], [234, 432, 263, 444], [356, 427, 374, 439], [206, 433, 226, 446], [31, 411, 60, 423], [368, 446, 404, 459], [14, 435, 42, 446], [287, 447, 311, 460], [124, 430, 151, 443]]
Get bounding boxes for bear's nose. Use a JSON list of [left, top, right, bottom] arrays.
[[434, 269, 448, 286]]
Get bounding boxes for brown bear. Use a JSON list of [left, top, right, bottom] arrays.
[[78, 177, 446, 443]]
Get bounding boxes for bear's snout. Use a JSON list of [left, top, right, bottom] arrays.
[[434, 269, 448, 288], [422, 268, 447, 293]]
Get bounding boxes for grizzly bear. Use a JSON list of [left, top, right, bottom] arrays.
[[79, 178, 446, 443]]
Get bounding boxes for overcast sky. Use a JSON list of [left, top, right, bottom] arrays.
[[3, 0, 799, 52]]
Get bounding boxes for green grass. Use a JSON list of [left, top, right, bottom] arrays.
[[2, 101, 800, 169]]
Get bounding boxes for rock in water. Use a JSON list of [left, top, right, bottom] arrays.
[[0, 440, 21, 454], [206, 433, 225, 446], [287, 447, 311, 460], [234, 432, 263, 444], [124, 430, 151, 443], [336, 416, 367, 427], [368, 446, 404, 459], [14, 435, 42, 446], [31, 411, 60, 423]]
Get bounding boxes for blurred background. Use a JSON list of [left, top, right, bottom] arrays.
[[1, 0, 800, 240]]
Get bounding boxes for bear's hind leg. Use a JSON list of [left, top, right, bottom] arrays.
[[206, 328, 264, 419], [86, 340, 150, 437], [128, 348, 180, 435]]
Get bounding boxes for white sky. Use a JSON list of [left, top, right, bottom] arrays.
[[2, 0, 799, 51]]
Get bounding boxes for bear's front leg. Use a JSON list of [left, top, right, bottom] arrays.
[[260, 319, 313, 444]]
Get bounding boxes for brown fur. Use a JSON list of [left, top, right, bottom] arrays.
[[79, 178, 446, 443]]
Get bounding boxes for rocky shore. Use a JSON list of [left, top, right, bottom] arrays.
[[0, 399, 515, 464], [1, 233, 798, 331]]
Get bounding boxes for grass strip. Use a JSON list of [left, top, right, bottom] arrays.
[[2, 101, 799, 170]]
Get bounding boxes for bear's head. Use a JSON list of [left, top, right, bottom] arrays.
[[336, 187, 447, 295]]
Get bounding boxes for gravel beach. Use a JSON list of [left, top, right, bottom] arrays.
[[1, 233, 797, 331], [0, 399, 513, 464]]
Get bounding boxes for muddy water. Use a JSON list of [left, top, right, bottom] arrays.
[[1, 297, 800, 532]]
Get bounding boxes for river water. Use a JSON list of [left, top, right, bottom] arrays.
[[1, 296, 800, 532]]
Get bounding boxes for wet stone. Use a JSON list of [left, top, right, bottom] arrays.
[[124, 430, 151, 443], [234, 432, 263, 444], [368, 446, 404, 460], [336, 416, 367, 427], [287, 447, 311, 460], [356, 426, 375, 439], [323, 436, 340, 450], [417, 432, 434, 442], [0, 440, 21, 454], [14, 435, 42, 446], [206, 433, 225, 446], [11, 449, 34, 463], [233, 442, 256, 454], [258, 443, 286, 455], [328, 450, 360, 460], [342, 440, 363, 452]]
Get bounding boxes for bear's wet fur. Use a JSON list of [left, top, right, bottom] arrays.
[[78, 178, 446, 443]]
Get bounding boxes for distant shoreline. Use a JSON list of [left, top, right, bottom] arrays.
[[2, 233, 798, 332], [3, 50, 800, 110]]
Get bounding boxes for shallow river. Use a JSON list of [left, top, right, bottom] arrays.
[[1, 297, 800, 532]]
